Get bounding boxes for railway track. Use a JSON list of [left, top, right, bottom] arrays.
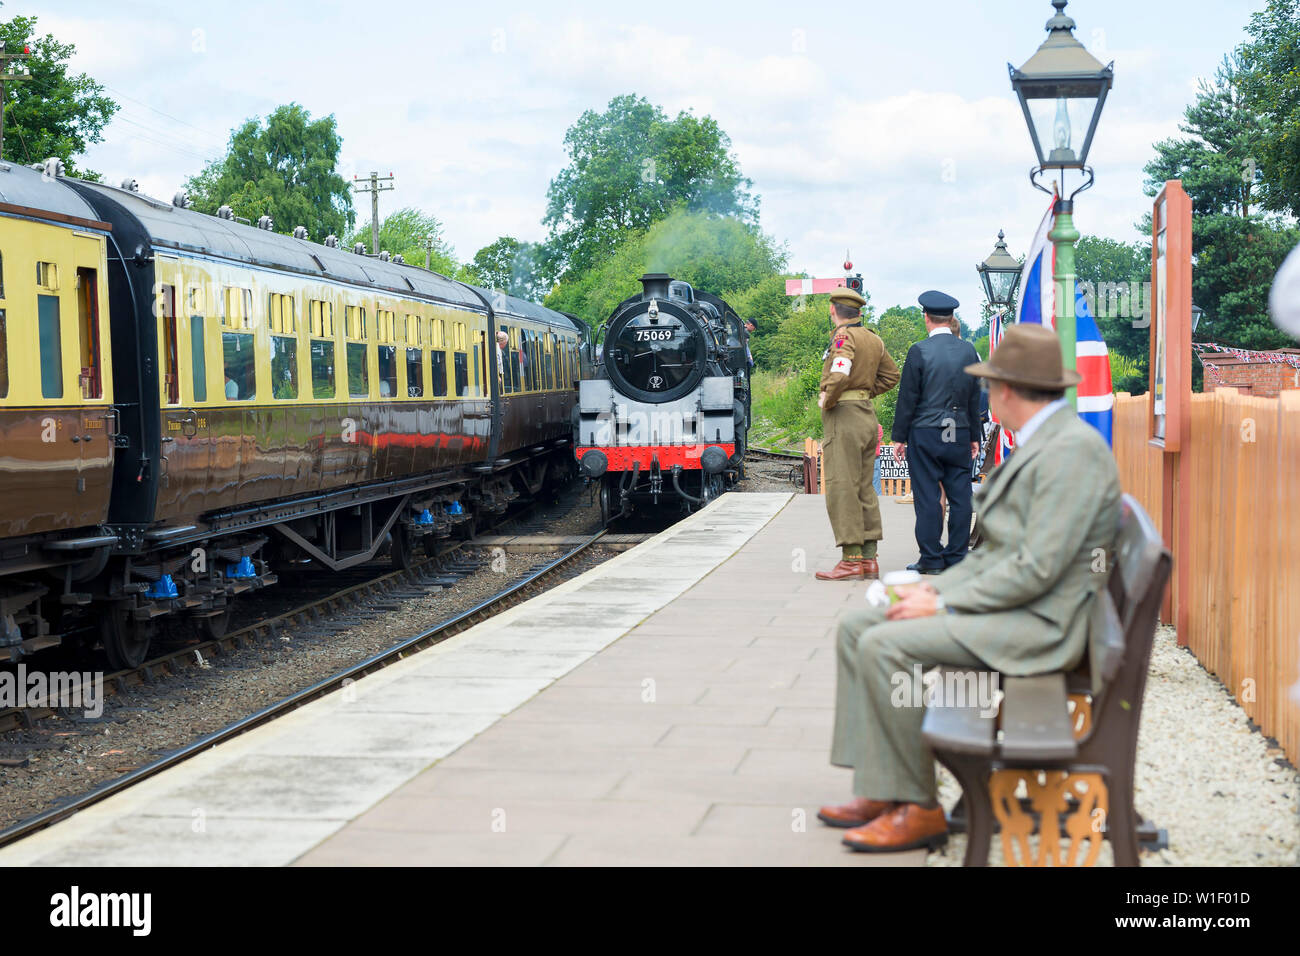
[[0, 529, 608, 850], [745, 446, 806, 487], [0, 496, 584, 735]]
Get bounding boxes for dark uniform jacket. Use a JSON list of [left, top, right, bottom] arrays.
[[820, 323, 900, 410], [890, 331, 981, 440]]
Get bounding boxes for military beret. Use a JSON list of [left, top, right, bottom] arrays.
[[829, 287, 866, 308], [918, 289, 959, 317]]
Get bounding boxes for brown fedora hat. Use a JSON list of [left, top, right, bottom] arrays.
[[963, 323, 1083, 390]]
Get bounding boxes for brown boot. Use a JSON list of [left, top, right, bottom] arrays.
[[860, 558, 880, 580], [815, 560, 865, 581], [841, 802, 948, 853], [817, 797, 895, 828]]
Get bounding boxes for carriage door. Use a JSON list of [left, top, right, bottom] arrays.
[[156, 279, 210, 519], [72, 258, 113, 525]]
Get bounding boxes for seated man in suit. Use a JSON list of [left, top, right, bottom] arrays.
[[819, 324, 1121, 853]]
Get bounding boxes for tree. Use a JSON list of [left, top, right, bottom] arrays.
[[545, 208, 783, 329], [1073, 235, 1152, 379], [186, 103, 354, 241], [344, 207, 459, 275], [1145, 54, 1264, 219], [1239, 0, 1300, 216], [0, 15, 117, 176], [543, 94, 757, 279], [463, 236, 550, 300]]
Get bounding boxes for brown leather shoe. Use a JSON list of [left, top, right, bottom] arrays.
[[815, 560, 865, 581], [841, 803, 948, 852], [860, 558, 879, 580], [817, 797, 895, 828]]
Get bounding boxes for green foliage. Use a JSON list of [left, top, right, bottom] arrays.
[[1144, 53, 1265, 218], [544, 209, 784, 330], [1193, 214, 1300, 349], [543, 94, 757, 280], [1073, 235, 1152, 373], [1239, 0, 1300, 216], [1139, 43, 1300, 354], [0, 15, 117, 175], [1108, 352, 1145, 395], [462, 236, 548, 300], [186, 103, 354, 243], [344, 207, 459, 275]]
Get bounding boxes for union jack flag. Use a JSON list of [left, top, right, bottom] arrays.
[[1014, 198, 1115, 447]]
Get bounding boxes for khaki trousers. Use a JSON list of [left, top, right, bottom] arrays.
[[821, 400, 882, 548], [831, 604, 986, 803]]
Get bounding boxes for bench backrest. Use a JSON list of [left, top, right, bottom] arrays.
[[1085, 494, 1171, 752]]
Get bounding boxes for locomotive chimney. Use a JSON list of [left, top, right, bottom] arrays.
[[640, 273, 671, 300]]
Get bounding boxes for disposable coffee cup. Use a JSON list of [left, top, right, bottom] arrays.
[[881, 570, 922, 603]]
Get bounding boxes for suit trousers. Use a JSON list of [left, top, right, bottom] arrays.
[[821, 400, 882, 548], [906, 426, 973, 570], [831, 604, 986, 803]]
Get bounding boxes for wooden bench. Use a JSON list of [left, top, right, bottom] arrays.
[[921, 494, 1172, 866]]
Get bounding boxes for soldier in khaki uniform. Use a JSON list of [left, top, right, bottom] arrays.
[[815, 287, 901, 581]]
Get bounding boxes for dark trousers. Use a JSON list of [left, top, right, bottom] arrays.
[[906, 427, 973, 570]]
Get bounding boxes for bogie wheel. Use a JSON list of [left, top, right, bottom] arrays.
[[101, 604, 154, 670], [389, 525, 413, 570], [198, 603, 233, 641], [599, 477, 614, 525]]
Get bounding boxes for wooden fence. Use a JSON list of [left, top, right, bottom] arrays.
[[1113, 390, 1300, 764]]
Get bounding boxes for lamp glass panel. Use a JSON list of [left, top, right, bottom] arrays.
[[987, 270, 1018, 304], [1024, 93, 1101, 164]]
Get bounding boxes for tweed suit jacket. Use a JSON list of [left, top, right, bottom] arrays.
[[932, 406, 1121, 675]]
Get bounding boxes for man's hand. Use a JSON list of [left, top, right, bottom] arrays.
[[970, 441, 979, 460], [817, 392, 826, 409], [886, 582, 941, 621], [893, 442, 907, 463]]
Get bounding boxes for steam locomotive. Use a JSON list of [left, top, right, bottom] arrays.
[[573, 274, 750, 522], [0, 160, 585, 668]]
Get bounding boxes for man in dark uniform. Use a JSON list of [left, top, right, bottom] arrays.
[[815, 288, 900, 581], [890, 291, 981, 574]]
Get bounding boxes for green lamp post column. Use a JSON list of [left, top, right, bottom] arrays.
[[1050, 203, 1080, 406]]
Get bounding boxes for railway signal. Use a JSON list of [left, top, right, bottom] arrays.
[[784, 252, 862, 302]]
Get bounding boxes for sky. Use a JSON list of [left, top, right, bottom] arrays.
[[32, 0, 1264, 324]]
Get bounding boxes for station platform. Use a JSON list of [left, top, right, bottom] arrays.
[[0, 491, 926, 867]]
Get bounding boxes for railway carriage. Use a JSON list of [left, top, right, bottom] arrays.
[[0, 161, 586, 668]]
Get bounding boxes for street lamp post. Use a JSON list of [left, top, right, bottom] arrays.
[[1009, 0, 1113, 408], [977, 229, 1022, 314]]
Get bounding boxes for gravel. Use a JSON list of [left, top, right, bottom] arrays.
[[0, 484, 609, 831], [928, 625, 1300, 866]]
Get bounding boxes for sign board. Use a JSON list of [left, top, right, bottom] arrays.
[[1149, 181, 1192, 451], [876, 445, 909, 481]]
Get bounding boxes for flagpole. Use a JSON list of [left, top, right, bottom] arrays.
[[1049, 194, 1079, 410]]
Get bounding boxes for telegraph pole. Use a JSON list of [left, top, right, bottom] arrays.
[[351, 171, 394, 254], [423, 233, 436, 270], [0, 46, 33, 164]]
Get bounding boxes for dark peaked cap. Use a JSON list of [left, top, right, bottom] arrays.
[[918, 290, 959, 317]]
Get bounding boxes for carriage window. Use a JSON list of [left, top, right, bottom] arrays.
[[269, 293, 296, 334], [77, 268, 104, 399], [0, 250, 5, 300], [309, 299, 334, 337], [406, 348, 424, 397], [311, 340, 336, 398], [160, 284, 179, 405], [430, 350, 447, 397], [271, 335, 298, 399], [378, 345, 398, 398], [38, 294, 63, 398], [347, 342, 369, 398], [0, 310, 8, 398], [454, 351, 469, 397], [406, 314, 421, 346], [222, 332, 255, 400], [190, 316, 207, 402], [222, 287, 253, 328], [472, 341, 482, 396], [500, 327, 515, 394]]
